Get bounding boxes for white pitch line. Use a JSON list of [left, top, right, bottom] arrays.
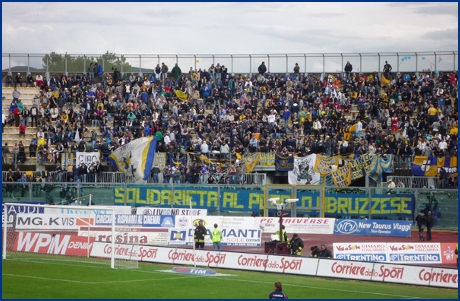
[[2, 273, 191, 284], [204, 276, 424, 299], [3, 260, 428, 298]]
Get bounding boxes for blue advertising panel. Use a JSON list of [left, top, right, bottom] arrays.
[[334, 219, 412, 237], [112, 187, 415, 218]]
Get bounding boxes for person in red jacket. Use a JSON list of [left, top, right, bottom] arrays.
[[13, 107, 21, 127], [18, 122, 26, 138]]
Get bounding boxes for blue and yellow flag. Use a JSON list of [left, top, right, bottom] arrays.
[[108, 137, 157, 180], [437, 157, 458, 176], [412, 156, 438, 177]]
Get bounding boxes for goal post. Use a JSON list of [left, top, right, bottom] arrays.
[[2, 202, 121, 268]]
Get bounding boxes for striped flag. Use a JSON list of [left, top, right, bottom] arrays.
[[108, 137, 157, 181]]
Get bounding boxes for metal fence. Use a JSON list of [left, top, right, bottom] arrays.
[[385, 176, 440, 189], [2, 51, 457, 81], [1, 171, 267, 186], [2, 182, 457, 229]]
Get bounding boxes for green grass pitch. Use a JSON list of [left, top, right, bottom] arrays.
[[2, 256, 457, 299]]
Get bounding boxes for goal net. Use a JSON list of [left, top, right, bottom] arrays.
[[2, 200, 138, 269]]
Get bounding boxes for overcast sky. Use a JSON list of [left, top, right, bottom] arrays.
[[2, 2, 458, 73]]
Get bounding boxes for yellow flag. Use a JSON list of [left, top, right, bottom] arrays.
[[175, 90, 188, 100], [381, 74, 391, 85], [244, 153, 260, 173]]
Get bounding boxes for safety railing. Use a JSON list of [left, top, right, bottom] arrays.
[[2, 51, 457, 82], [1, 170, 267, 186], [386, 176, 440, 189]]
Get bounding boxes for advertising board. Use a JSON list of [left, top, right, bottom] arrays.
[[333, 219, 412, 237]]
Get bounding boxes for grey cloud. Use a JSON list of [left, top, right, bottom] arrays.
[[421, 28, 458, 40], [413, 4, 458, 17]]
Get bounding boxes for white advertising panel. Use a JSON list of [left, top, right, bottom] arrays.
[[371, 263, 422, 286], [333, 243, 445, 265], [333, 243, 388, 262], [316, 259, 375, 280], [87, 243, 457, 288], [386, 242, 442, 264], [15, 214, 95, 230], [174, 216, 255, 230], [256, 217, 335, 234], [168, 228, 262, 247], [264, 256, 318, 275], [421, 267, 458, 289], [78, 227, 169, 246], [90, 241, 161, 261], [219, 252, 268, 272], [136, 208, 208, 216]]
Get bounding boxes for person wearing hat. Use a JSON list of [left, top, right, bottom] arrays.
[[387, 179, 395, 188], [194, 219, 207, 249], [288, 233, 304, 256]]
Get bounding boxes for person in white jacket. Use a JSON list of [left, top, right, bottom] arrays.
[[355, 120, 363, 139], [313, 118, 321, 140]]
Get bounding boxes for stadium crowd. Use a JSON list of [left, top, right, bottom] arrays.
[[2, 61, 458, 187]]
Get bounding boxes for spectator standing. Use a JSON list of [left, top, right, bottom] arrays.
[[425, 210, 434, 241], [383, 61, 392, 79], [88, 63, 96, 84], [3, 143, 10, 164], [344, 61, 353, 79], [33, 173, 42, 197], [171, 63, 182, 80], [415, 211, 425, 241], [12, 87, 21, 101], [269, 282, 288, 299], [96, 63, 103, 83], [293, 63, 300, 79], [258, 62, 267, 76], [161, 62, 169, 82], [210, 223, 222, 251], [12, 143, 19, 166]]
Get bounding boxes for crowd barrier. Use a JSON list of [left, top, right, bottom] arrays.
[[2, 182, 457, 228], [3, 51, 457, 80]]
